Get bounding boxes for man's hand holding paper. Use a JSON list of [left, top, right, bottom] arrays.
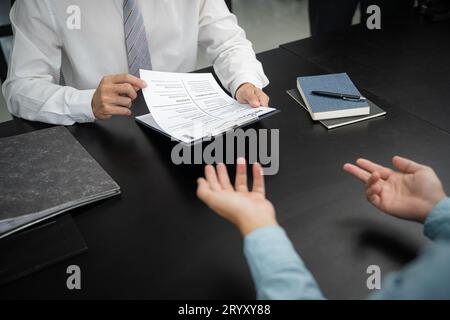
[[236, 83, 270, 108], [91, 74, 147, 120]]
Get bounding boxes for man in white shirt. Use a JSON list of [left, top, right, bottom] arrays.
[[2, 0, 270, 125]]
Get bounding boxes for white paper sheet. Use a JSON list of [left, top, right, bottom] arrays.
[[139, 70, 275, 143]]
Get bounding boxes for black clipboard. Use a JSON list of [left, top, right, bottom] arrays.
[[135, 108, 280, 146]]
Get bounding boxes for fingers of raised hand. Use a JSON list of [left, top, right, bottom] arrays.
[[196, 177, 213, 203], [252, 162, 265, 196], [356, 158, 393, 179], [343, 163, 371, 183], [392, 156, 423, 174], [216, 163, 234, 191], [204, 164, 222, 191], [235, 157, 249, 192], [366, 172, 383, 197]]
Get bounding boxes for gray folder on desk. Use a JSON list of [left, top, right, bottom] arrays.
[[287, 89, 386, 129], [0, 126, 120, 239]]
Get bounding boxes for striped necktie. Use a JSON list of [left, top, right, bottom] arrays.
[[123, 0, 152, 76]]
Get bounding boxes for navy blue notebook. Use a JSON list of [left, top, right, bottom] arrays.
[[297, 73, 370, 120]]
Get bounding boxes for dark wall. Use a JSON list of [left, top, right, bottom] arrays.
[[225, 0, 232, 12]]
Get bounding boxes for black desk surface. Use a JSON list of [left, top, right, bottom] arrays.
[[281, 12, 450, 134], [1, 47, 450, 299]]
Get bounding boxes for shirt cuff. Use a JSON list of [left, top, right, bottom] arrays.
[[230, 74, 267, 98], [66, 89, 96, 123], [424, 197, 450, 242]]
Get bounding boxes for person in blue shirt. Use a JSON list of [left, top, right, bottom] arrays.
[[196, 156, 450, 299]]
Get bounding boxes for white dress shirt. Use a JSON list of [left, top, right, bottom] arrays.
[[2, 0, 269, 125]]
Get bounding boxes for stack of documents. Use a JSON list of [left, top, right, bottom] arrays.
[[288, 73, 386, 129], [0, 127, 120, 239], [136, 70, 278, 144]]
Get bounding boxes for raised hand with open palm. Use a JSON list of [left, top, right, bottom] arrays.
[[344, 156, 447, 223], [196, 158, 277, 236]]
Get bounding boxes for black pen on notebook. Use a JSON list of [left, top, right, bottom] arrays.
[[312, 90, 366, 102]]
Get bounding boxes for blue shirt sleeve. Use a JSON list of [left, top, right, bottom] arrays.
[[243, 226, 324, 300], [369, 242, 450, 299], [424, 197, 450, 242], [243, 198, 450, 300], [369, 197, 450, 299]]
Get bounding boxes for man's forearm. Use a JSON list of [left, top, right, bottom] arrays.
[[2, 80, 96, 125]]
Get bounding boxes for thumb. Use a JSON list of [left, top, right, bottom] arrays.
[[245, 91, 261, 108], [392, 156, 423, 174], [133, 80, 147, 91], [196, 178, 213, 204], [237, 87, 260, 107]]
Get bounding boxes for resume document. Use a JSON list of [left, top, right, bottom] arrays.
[[137, 70, 276, 143]]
